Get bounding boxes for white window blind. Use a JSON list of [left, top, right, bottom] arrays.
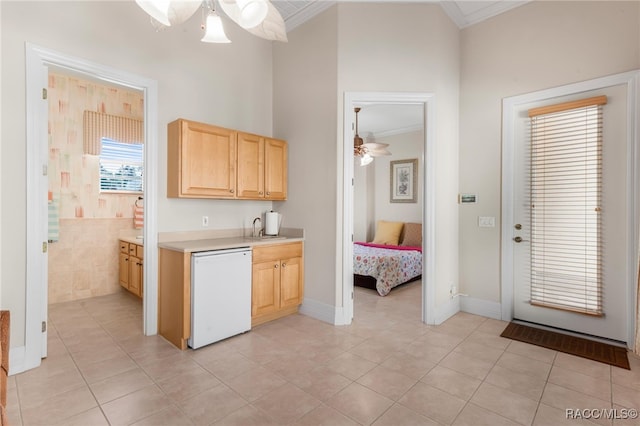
[[528, 95, 607, 316], [100, 138, 144, 192]]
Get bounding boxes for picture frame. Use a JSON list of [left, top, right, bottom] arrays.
[[390, 158, 418, 203]]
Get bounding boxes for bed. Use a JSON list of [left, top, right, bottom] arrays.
[[353, 221, 423, 296]]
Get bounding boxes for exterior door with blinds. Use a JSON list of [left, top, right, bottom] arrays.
[[513, 85, 628, 342]]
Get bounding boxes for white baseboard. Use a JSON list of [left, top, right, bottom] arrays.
[[299, 298, 346, 325], [460, 296, 502, 320], [434, 297, 460, 324], [9, 346, 26, 375]]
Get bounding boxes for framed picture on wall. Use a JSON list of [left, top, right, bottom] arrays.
[[390, 158, 418, 203]]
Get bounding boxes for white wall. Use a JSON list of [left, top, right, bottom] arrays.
[[458, 1, 640, 303], [1, 1, 276, 347]]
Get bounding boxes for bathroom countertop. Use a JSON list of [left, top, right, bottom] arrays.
[[120, 236, 144, 246]]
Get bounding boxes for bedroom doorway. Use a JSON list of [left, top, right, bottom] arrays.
[[342, 92, 436, 326], [352, 103, 424, 304]]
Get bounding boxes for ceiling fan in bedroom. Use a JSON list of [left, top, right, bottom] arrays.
[[353, 107, 391, 166]]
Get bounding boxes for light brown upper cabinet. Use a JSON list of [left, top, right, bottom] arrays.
[[168, 119, 237, 198], [168, 119, 287, 200], [237, 132, 287, 200], [264, 138, 287, 200]]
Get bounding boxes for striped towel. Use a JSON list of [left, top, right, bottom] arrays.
[[48, 195, 60, 242], [133, 203, 144, 229]]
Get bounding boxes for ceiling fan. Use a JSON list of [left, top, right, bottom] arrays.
[[353, 107, 391, 166]]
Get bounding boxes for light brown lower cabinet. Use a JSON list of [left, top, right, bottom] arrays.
[[158, 241, 304, 350], [119, 240, 143, 298], [251, 242, 304, 327]]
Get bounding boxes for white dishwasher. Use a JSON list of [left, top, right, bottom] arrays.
[[189, 247, 252, 349]]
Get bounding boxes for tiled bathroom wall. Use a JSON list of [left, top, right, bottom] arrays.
[[48, 73, 144, 303]]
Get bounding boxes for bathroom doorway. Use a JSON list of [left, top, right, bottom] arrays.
[[24, 44, 158, 372]]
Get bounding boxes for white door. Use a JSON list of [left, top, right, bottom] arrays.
[[512, 84, 629, 343]]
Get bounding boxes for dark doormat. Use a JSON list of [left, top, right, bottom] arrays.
[[500, 322, 630, 370]]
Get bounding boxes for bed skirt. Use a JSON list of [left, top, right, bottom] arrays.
[[354, 274, 421, 292]]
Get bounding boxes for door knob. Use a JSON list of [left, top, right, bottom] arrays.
[[514, 236, 523, 243], [515, 224, 522, 230]]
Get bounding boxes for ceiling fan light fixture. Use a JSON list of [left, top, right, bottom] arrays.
[[201, 11, 231, 43], [360, 153, 373, 166], [236, 0, 268, 28]]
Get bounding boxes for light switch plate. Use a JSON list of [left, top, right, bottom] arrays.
[[478, 216, 495, 227]]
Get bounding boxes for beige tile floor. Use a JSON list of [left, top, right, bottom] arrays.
[[6, 281, 640, 426]]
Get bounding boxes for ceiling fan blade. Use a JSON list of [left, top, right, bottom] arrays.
[[363, 142, 391, 156]]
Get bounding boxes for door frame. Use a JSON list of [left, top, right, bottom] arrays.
[[341, 91, 436, 325], [23, 43, 159, 373], [501, 70, 640, 347]]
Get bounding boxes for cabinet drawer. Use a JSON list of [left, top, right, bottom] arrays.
[[129, 244, 137, 255], [252, 242, 302, 264], [136, 245, 144, 259], [120, 241, 129, 253]]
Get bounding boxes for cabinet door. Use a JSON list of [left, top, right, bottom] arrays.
[[179, 120, 237, 198], [119, 252, 129, 289], [252, 260, 280, 317], [129, 256, 143, 297], [264, 138, 287, 200], [237, 132, 264, 199], [280, 256, 303, 309]]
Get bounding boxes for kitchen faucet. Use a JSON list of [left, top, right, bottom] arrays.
[[252, 217, 262, 238]]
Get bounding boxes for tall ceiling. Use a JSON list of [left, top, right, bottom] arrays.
[[272, 1, 531, 137], [272, 0, 531, 32]]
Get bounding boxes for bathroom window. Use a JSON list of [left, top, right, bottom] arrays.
[[99, 138, 144, 192]]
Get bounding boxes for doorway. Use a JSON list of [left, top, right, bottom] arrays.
[[352, 103, 424, 316], [342, 92, 436, 326], [501, 71, 640, 347], [46, 68, 146, 346], [23, 44, 159, 373]]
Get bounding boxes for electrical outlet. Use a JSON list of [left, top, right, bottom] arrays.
[[202, 216, 209, 227]]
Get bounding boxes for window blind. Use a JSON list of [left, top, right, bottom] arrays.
[[528, 95, 607, 316], [100, 138, 144, 192], [83, 110, 143, 155]]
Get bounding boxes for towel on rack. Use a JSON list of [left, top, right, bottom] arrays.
[[133, 201, 144, 229], [48, 194, 60, 242]]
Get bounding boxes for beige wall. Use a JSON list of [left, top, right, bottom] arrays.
[[1, 1, 275, 347], [458, 1, 640, 303], [373, 131, 424, 228], [48, 219, 133, 303], [273, 7, 339, 306], [338, 2, 461, 308], [274, 3, 460, 310], [354, 130, 424, 242]]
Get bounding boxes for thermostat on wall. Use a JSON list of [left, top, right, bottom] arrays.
[[459, 193, 477, 204]]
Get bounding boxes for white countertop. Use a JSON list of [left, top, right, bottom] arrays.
[[158, 233, 304, 254]]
